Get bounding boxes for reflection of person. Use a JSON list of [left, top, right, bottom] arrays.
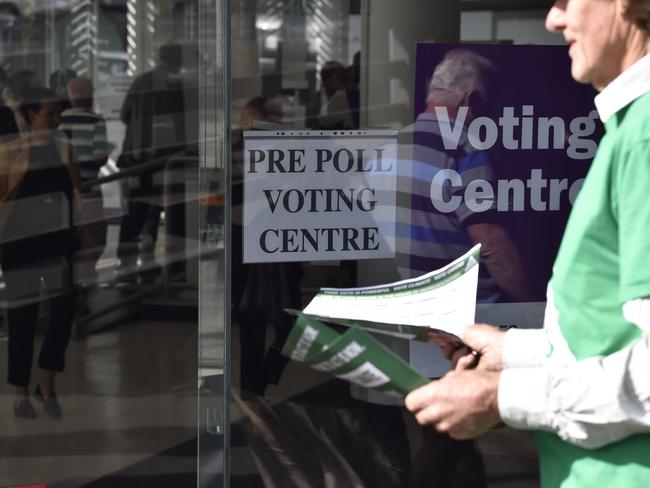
[[406, 2, 650, 487], [0, 67, 19, 142], [3, 69, 42, 134], [117, 43, 186, 270], [0, 87, 84, 419], [400, 49, 539, 302], [59, 76, 109, 280], [232, 96, 302, 395], [307, 60, 358, 129], [48, 69, 76, 112]]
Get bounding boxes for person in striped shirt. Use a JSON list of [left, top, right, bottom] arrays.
[[58, 77, 109, 280], [398, 49, 539, 303]]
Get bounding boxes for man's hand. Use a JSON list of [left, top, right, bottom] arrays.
[[405, 369, 501, 440], [460, 324, 506, 371], [441, 324, 506, 371]]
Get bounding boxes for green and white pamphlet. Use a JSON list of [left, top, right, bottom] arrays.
[[281, 245, 480, 395]]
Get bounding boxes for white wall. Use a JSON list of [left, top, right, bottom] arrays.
[[461, 9, 565, 45], [362, 0, 461, 129]]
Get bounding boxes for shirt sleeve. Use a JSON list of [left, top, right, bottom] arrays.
[[502, 328, 547, 369], [615, 141, 650, 303], [454, 150, 498, 226], [498, 298, 650, 449], [93, 118, 109, 161]]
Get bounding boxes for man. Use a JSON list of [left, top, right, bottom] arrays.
[[405, 1, 650, 487], [400, 48, 539, 303], [0, 67, 19, 142], [306, 60, 357, 129], [231, 97, 302, 395], [58, 76, 110, 282], [117, 43, 186, 270]]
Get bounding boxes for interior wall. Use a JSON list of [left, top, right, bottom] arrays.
[[461, 9, 565, 44]]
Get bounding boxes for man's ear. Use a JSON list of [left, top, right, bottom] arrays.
[[460, 90, 473, 109], [621, 0, 650, 30], [464, 89, 485, 119]]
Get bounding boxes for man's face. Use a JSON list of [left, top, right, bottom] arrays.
[[546, 0, 631, 90]]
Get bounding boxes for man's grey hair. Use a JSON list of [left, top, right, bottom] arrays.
[[426, 49, 498, 112], [627, 0, 650, 31]]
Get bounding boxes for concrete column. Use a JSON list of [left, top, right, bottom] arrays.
[[231, 0, 261, 108], [280, 0, 309, 90], [68, 0, 99, 78], [126, 0, 160, 76], [311, 0, 350, 78], [361, 0, 460, 129]]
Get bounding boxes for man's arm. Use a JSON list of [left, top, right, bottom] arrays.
[[449, 325, 546, 371], [500, 298, 650, 449], [91, 118, 110, 171], [120, 76, 141, 124], [407, 299, 650, 449], [466, 222, 541, 302]]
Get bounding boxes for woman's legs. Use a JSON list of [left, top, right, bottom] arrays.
[[6, 289, 41, 389], [37, 284, 76, 397], [4, 262, 42, 416]]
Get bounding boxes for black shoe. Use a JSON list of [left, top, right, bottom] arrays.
[[34, 385, 62, 419], [14, 397, 37, 419]]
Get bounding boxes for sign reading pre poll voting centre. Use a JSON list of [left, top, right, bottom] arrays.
[[243, 130, 398, 263]]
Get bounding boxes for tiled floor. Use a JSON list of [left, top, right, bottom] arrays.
[[0, 320, 198, 487], [0, 313, 540, 488]]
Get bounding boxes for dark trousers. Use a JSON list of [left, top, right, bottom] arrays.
[[117, 174, 162, 264], [3, 255, 76, 388], [238, 310, 293, 395]]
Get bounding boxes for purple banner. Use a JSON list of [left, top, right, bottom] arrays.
[[406, 44, 602, 302]]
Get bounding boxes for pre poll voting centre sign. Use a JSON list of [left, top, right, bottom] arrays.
[[243, 130, 398, 263]]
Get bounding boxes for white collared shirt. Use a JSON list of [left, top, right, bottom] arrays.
[[498, 55, 650, 449], [595, 53, 650, 123]]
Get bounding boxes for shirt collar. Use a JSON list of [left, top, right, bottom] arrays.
[[595, 53, 650, 124]]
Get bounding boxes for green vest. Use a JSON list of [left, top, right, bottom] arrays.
[[539, 92, 650, 487]]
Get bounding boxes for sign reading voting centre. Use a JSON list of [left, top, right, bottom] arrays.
[[243, 131, 398, 263], [406, 43, 603, 378]]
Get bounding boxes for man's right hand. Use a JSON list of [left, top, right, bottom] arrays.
[[450, 324, 507, 371]]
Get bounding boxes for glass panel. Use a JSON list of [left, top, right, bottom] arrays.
[[0, 0, 214, 486], [198, 0, 229, 486], [229, 1, 599, 487]]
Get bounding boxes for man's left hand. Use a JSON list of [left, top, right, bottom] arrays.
[[405, 369, 502, 439]]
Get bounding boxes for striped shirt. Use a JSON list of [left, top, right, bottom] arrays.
[[58, 107, 109, 198], [396, 111, 501, 302]]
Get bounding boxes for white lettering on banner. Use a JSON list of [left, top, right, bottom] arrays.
[[243, 131, 398, 263], [435, 106, 599, 160], [313, 341, 366, 372], [430, 168, 585, 213]]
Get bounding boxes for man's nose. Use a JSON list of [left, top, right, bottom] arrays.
[[545, 2, 567, 33]]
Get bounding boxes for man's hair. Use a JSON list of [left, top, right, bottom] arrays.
[[426, 49, 498, 116], [67, 76, 94, 105], [627, 0, 650, 31], [0, 2, 21, 18], [320, 61, 344, 83], [159, 43, 183, 68], [243, 96, 282, 123], [49, 68, 76, 97]]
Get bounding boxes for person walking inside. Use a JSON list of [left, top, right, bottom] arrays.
[[0, 87, 85, 419]]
